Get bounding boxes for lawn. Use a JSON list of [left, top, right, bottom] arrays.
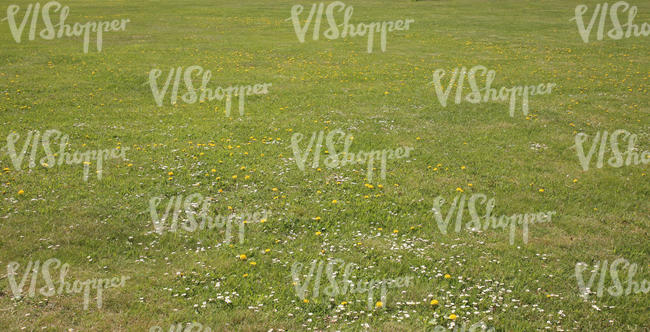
[[0, 0, 648, 330]]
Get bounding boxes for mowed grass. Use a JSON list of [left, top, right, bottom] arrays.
[[0, 0, 648, 330]]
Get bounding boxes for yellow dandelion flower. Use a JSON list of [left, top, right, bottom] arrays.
[[243, 273, 248, 278], [331, 200, 337, 204], [315, 231, 322, 236], [375, 301, 383, 308], [444, 274, 451, 279], [449, 314, 457, 320], [249, 262, 256, 266], [17, 190, 25, 195], [430, 299, 439, 306], [393, 229, 398, 234], [303, 299, 309, 303], [239, 254, 247, 260], [232, 175, 237, 179]]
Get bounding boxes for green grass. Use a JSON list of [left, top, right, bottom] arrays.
[[0, 0, 648, 330]]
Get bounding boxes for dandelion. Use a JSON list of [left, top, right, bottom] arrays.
[[232, 175, 237, 179], [265, 249, 270, 253], [539, 188, 544, 192], [341, 301, 348, 305], [393, 229, 398, 234], [239, 254, 247, 260], [449, 314, 457, 320], [331, 200, 338, 204], [17, 190, 24, 195], [249, 262, 256, 266], [243, 273, 249, 278], [272, 187, 278, 192], [444, 274, 451, 279], [315, 231, 322, 236], [456, 187, 464, 193], [375, 301, 383, 308], [430, 299, 439, 306], [168, 171, 173, 176], [303, 299, 309, 303]]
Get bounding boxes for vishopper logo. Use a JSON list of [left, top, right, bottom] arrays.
[[2, 129, 129, 181], [6, 258, 129, 310], [148, 193, 268, 243], [429, 65, 556, 117], [2, 1, 130, 53], [431, 193, 555, 245], [291, 258, 414, 310], [290, 129, 413, 182], [575, 258, 649, 299], [149, 322, 212, 332], [574, 129, 649, 171], [571, 1, 649, 43], [288, 1, 414, 53], [148, 65, 272, 116]]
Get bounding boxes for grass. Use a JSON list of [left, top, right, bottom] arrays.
[[0, 0, 648, 330]]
